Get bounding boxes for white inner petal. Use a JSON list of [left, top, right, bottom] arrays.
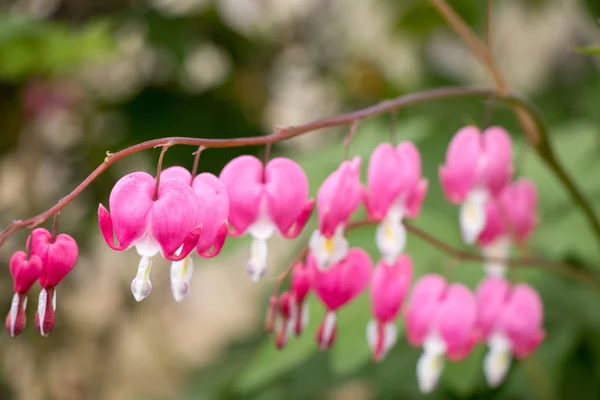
[[320, 311, 336, 348], [376, 205, 406, 263], [170, 255, 195, 302], [134, 231, 161, 258], [483, 236, 511, 276], [417, 332, 447, 393], [247, 237, 268, 282], [459, 188, 488, 245], [301, 302, 309, 332], [484, 332, 513, 388], [52, 289, 57, 311], [308, 225, 349, 270], [131, 256, 153, 302], [8, 292, 20, 337], [38, 288, 48, 336]]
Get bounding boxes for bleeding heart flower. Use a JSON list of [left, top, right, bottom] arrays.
[[5, 250, 43, 337], [310, 248, 372, 350], [365, 142, 428, 261], [220, 156, 314, 282], [28, 228, 78, 336], [477, 179, 538, 276], [405, 274, 478, 393], [476, 278, 544, 388], [160, 166, 229, 302], [367, 254, 413, 361], [98, 172, 202, 302], [309, 156, 363, 269], [440, 126, 513, 245], [274, 291, 294, 350], [290, 261, 315, 336]]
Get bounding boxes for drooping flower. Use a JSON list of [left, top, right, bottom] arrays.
[[290, 261, 315, 336], [275, 291, 294, 349], [365, 142, 428, 261], [98, 172, 202, 302], [476, 277, 544, 387], [220, 156, 314, 281], [28, 228, 78, 336], [160, 166, 229, 301], [310, 248, 372, 350], [405, 274, 478, 393], [5, 250, 43, 337], [477, 179, 538, 276], [440, 126, 513, 244], [309, 156, 362, 269], [367, 254, 413, 361]]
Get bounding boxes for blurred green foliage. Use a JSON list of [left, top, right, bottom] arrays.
[[1, 1, 600, 399]]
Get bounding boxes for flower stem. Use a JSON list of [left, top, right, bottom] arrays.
[[153, 143, 172, 200]]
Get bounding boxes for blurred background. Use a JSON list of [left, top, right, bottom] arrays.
[[0, 0, 600, 399]]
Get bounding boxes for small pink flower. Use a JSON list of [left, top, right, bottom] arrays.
[[98, 172, 202, 302], [310, 248, 372, 350], [477, 278, 544, 387], [365, 142, 428, 261], [28, 228, 78, 336], [160, 166, 229, 301], [477, 179, 538, 276], [367, 254, 413, 361], [220, 156, 314, 281], [309, 157, 362, 269], [440, 126, 513, 244], [405, 274, 478, 393], [275, 291, 294, 350], [290, 261, 314, 336], [5, 251, 43, 337]]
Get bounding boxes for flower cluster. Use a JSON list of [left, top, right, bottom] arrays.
[[5, 228, 78, 337], [4, 124, 544, 393]]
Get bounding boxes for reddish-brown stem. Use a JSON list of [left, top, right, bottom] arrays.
[[343, 120, 359, 160], [0, 86, 567, 248], [191, 145, 204, 179], [274, 219, 600, 295], [263, 143, 272, 166], [389, 110, 398, 144], [153, 143, 172, 200], [50, 212, 60, 242]]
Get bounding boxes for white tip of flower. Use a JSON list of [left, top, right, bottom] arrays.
[[131, 256, 153, 302], [320, 311, 337, 349], [484, 332, 513, 388], [417, 334, 447, 393], [247, 237, 268, 282], [301, 302, 309, 332], [367, 320, 398, 361], [170, 255, 195, 302], [460, 189, 488, 244], [483, 237, 511, 276], [8, 293, 20, 337], [376, 208, 406, 263], [37, 288, 48, 336], [309, 226, 349, 270], [52, 289, 57, 311]]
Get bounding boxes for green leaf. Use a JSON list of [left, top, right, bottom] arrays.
[[442, 343, 485, 396], [234, 295, 325, 393], [572, 46, 600, 55]]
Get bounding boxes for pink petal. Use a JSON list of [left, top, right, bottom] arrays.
[[9, 251, 43, 294], [370, 254, 413, 323], [436, 283, 478, 361], [291, 261, 315, 304], [317, 156, 363, 237], [499, 284, 544, 358], [104, 172, 155, 249], [265, 157, 313, 235], [500, 179, 538, 242], [439, 126, 482, 204], [281, 199, 315, 239], [311, 248, 372, 311], [481, 126, 513, 196], [198, 221, 228, 258], [405, 274, 447, 346], [192, 173, 229, 254], [151, 179, 200, 257], [366, 143, 404, 220], [219, 155, 264, 235], [405, 179, 428, 219], [475, 276, 511, 338], [477, 199, 504, 246], [160, 166, 192, 185], [30, 229, 78, 288]]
